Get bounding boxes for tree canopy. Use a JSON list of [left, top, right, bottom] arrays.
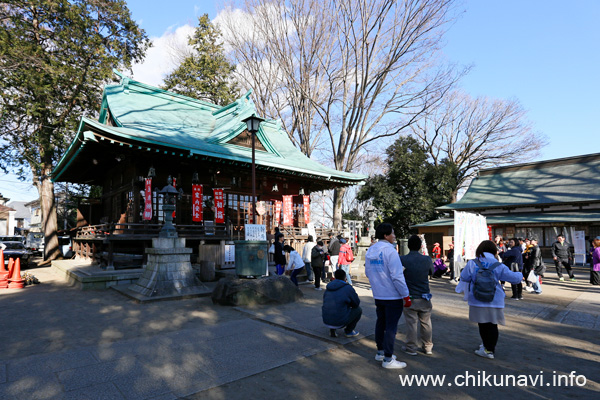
[[162, 14, 238, 106], [0, 0, 149, 259], [357, 136, 457, 237]]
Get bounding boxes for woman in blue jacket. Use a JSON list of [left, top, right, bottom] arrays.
[[457, 240, 522, 359]]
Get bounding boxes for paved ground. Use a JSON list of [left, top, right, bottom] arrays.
[[0, 261, 599, 399]]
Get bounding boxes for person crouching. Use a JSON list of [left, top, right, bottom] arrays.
[[322, 269, 362, 338]]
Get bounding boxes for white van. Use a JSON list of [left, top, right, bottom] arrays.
[[59, 236, 73, 258]]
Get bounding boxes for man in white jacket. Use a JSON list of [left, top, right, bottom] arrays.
[[365, 223, 412, 369]]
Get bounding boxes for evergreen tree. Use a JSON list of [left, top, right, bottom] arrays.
[[0, 0, 149, 260], [162, 14, 238, 106], [357, 137, 457, 237]]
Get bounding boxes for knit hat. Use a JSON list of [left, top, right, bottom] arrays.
[[339, 238, 347, 244]]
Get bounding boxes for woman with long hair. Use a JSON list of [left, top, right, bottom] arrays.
[[456, 240, 523, 359]]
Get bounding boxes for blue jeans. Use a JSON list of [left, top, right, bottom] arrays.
[[374, 299, 404, 358], [290, 267, 304, 286], [304, 262, 314, 281], [340, 264, 352, 285]]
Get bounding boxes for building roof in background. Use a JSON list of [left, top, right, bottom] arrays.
[[438, 153, 600, 210], [6, 201, 30, 219], [52, 71, 366, 187], [412, 211, 600, 228]]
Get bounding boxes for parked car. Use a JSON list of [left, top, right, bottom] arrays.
[[0, 241, 31, 267], [25, 232, 45, 255], [59, 236, 73, 258]]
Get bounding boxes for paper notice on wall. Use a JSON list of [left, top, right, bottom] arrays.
[[245, 224, 267, 241]]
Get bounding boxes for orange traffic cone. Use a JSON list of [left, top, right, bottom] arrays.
[[8, 257, 25, 289], [0, 250, 8, 289]]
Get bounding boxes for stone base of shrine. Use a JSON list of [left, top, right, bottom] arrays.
[[121, 237, 210, 302]]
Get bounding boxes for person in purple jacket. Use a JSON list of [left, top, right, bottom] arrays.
[[457, 240, 522, 360]]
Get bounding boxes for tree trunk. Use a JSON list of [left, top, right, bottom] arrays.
[[332, 186, 346, 231], [40, 164, 60, 261]]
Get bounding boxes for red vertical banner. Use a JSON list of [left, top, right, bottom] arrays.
[[274, 201, 281, 226], [303, 195, 310, 224], [214, 188, 225, 223], [143, 178, 153, 220], [282, 195, 293, 226], [488, 225, 493, 240], [172, 178, 176, 188], [192, 184, 203, 222]]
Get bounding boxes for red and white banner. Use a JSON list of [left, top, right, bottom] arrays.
[[303, 195, 310, 224], [274, 201, 281, 226], [143, 178, 152, 220], [214, 188, 225, 223], [192, 184, 203, 222], [282, 195, 293, 226]]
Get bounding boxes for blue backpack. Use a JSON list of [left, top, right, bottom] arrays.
[[472, 259, 502, 302]]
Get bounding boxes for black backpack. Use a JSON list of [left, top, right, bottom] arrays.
[[471, 259, 502, 302]]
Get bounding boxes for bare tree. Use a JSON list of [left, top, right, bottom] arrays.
[[410, 90, 547, 202], [218, 0, 461, 229]]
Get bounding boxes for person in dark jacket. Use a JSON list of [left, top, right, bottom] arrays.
[[322, 269, 361, 338], [400, 235, 435, 355], [552, 234, 575, 281], [501, 238, 524, 300], [274, 234, 286, 275], [311, 240, 327, 290]]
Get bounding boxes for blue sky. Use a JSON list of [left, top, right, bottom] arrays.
[[2, 0, 598, 202]]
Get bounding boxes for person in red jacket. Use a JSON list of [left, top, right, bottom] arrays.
[[338, 238, 355, 285], [432, 243, 441, 259]]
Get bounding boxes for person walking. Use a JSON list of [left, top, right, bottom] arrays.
[[302, 235, 316, 283], [400, 235, 434, 356], [311, 240, 327, 290], [528, 238, 545, 294], [456, 240, 523, 360], [552, 234, 576, 281], [591, 236, 600, 285], [284, 245, 305, 286], [338, 237, 355, 285], [365, 223, 412, 369], [322, 269, 362, 338]]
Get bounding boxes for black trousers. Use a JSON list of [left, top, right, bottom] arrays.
[[344, 306, 362, 333], [478, 322, 499, 353], [555, 258, 574, 279], [510, 283, 523, 298], [313, 266, 323, 288]]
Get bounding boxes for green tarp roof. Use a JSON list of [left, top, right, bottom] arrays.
[[53, 72, 366, 185], [412, 212, 600, 228], [439, 154, 600, 210]]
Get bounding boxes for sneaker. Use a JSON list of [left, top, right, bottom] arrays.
[[345, 330, 360, 338], [518, 297, 523, 300], [559, 277, 565, 281], [474, 347, 494, 359], [314, 287, 323, 291], [401, 346, 418, 356], [525, 286, 534, 292], [375, 354, 396, 362], [382, 358, 407, 369], [419, 348, 433, 355], [570, 278, 577, 282]]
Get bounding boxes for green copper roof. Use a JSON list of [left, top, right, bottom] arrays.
[[53, 72, 366, 184], [438, 154, 600, 211], [412, 211, 600, 228]]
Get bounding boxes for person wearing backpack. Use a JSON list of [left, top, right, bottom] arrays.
[[456, 240, 522, 360]]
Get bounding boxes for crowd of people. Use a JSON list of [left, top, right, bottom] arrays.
[[272, 224, 600, 370]]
